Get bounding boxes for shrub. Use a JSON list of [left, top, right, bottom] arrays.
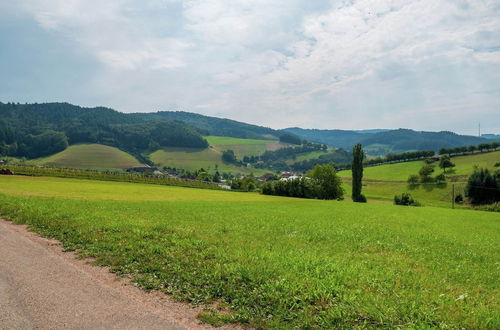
[[495, 162, 500, 167], [419, 164, 435, 183], [407, 174, 419, 185], [435, 173, 446, 183], [465, 168, 500, 205], [394, 193, 421, 206]]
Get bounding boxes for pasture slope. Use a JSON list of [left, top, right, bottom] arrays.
[[339, 151, 500, 207], [0, 174, 498, 329], [28, 144, 142, 170], [150, 136, 289, 174]]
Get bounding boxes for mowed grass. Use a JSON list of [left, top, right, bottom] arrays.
[[0, 175, 498, 328], [28, 144, 142, 170], [205, 136, 288, 159], [338, 151, 500, 181]]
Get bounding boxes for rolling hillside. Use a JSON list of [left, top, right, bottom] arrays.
[[28, 144, 142, 170], [135, 111, 280, 140], [338, 150, 500, 207], [204, 136, 289, 158]]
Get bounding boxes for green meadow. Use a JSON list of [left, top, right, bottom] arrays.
[[0, 175, 498, 328], [338, 151, 500, 181], [27, 144, 142, 170], [149, 136, 288, 174], [204, 136, 287, 159], [339, 151, 500, 207]]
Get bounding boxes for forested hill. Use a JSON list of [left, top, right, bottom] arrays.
[[134, 111, 280, 140], [285, 127, 493, 155], [0, 102, 208, 159]]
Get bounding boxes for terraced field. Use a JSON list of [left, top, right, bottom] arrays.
[[28, 144, 142, 170]]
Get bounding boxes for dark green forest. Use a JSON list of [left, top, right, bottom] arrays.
[[134, 111, 280, 140], [0, 102, 208, 159]]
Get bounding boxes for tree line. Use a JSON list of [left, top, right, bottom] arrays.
[[439, 142, 500, 155]]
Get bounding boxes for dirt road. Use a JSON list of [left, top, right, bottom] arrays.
[[0, 219, 218, 330]]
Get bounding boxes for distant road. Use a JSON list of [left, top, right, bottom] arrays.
[[0, 219, 191, 330]]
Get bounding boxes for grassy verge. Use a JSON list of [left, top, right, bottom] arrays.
[[0, 176, 498, 328]]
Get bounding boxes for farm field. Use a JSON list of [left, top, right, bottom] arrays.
[[150, 147, 268, 175], [204, 136, 288, 159], [27, 144, 142, 170], [0, 175, 498, 328], [284, 150, 329, 165], [149, 136, 289, 174]]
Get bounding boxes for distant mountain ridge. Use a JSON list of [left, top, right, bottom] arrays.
[[285, 127, 495, 155]]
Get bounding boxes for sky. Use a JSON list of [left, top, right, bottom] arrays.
[[1, 0, 499, 135]]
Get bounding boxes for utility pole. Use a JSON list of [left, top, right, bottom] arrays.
[[452, 184, 455, 209], [478, 122, 481, 137]]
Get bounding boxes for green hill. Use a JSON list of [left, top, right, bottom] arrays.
[[135, 111, 280, 140], [205, 136, 288, 158], [150, 136, 291, 174], [28, 144, 142, 170], [338, 151, 500, 207]]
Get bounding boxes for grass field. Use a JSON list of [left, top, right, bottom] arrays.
[[204, 136, 288, 159], [28, 144, 142, 170], [338, 151, 500, 181], [284, 150, 329, 165], [0, 175, 498, 328], [149, 136, 289, 174], [150, 147, 267, 175], [338, 151, 500, 207]]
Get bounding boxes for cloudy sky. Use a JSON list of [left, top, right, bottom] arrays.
[[1, 0, 499, 134]]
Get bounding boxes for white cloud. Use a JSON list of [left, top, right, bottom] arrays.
[[2, 0, 500, 133]]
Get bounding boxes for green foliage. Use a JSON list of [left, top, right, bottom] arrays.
[[278, 132, 302, 145], [407, 174, 419, 185], [394, 193, 421, 206], [439, 141, 500, 155], [351, 144, 364, 202], [221, 149, 237, 163], [230, 176, 257, 191], [261, 177, 316, 199], [307, 164, 344, 200], [419, 164, 435, 183], [439, 155, 455, 172], [465, 168, 500, 205], [0, 102, 208, 159], [135, 110, 279, 140]]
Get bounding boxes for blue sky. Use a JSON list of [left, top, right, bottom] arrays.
[[1, 0, 499, 135]]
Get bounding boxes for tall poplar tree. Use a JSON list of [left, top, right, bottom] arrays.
[[352, 143, 366, 202]]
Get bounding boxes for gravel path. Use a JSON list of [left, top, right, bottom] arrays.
[[0, 219, 226, 330]]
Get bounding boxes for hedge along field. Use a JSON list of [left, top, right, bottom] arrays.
[[0, 176, 498, 328]]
